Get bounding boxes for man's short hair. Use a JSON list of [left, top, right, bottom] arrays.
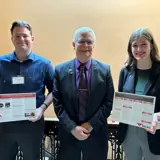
[[73, 27, 96, 42], [10, 20, 32, 35]]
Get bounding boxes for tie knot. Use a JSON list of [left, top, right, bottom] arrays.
[[78, 64, 86, 71]]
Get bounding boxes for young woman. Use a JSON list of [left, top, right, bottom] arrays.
[[117, 28, 160, 160]]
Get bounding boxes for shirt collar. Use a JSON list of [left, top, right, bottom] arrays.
[[10, 50, 35, 62], [75, 58, 91, 70]]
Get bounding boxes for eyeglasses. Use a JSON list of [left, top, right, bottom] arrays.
[[77, 40, 94, 45]]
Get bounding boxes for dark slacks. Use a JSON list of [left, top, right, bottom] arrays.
[[58, 124, 108, 160], [0, 118, 44, 160]]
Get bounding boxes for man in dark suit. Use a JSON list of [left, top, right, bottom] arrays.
[[53, 27, 114, 160]]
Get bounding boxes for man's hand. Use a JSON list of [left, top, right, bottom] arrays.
[[28, 106, 44, 122], [81, 122, 93, 132], [71, 126, 90, 140]]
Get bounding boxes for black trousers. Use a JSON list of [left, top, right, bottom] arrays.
[[58, 124, 108, 160], [0, 119, 44, 160]]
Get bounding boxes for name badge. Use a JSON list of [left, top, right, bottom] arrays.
[[12, 76, 24, 84]]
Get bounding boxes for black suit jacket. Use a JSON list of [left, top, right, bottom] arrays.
[[53, 58, 114, 134], [117, 62, 160, 155]]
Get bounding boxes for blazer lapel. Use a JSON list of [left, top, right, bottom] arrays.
[[123, 65, 136, 94], [67, 59, 78, 105], [86, 59, 98, 109], [88, 59, 104, 101], [90, 59, 98, 93], [144, 62, 160, 94]]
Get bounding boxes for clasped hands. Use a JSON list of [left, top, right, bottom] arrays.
[[71, 122, 93, 141]]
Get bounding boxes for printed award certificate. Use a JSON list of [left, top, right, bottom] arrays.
[[0, 93, 36, 123], [111, 92, 156, 129]]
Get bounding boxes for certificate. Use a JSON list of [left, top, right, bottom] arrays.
[[111, 92, 156, 129], [0, 93, 36, 123]]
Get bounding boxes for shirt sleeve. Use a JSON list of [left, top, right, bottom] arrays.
[[44, 61, 55, 93]]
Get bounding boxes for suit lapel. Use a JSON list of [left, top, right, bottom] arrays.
[[86, 59, 98, 108], [88, 59, 103, 104], [123, 65, 136, 94], [144, 62, 160, 94], [67, 59, 77, 103], [90, 59, 98, 93]]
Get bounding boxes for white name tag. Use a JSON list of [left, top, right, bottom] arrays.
[[12, 76, 24, 84]]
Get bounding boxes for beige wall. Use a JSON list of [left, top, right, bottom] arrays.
[[1, 0, 160, 117]]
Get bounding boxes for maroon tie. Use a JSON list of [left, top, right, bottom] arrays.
[[78, 64, 89, 122]]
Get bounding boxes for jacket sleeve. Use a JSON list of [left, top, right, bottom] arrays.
[[118, 67, 125, 92], [117, 67, 128, 145], [45, 62, 55, 93], [52, 68, 77, 133]]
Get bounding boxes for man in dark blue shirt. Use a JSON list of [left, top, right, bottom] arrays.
[[0, 20, 54, 160]]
